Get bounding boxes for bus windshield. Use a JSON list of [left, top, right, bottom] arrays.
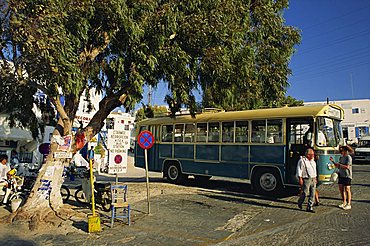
[[316, 117, 342, 147]]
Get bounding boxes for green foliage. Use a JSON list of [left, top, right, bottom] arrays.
[[135, 104, 169, 122], [93, 143, 103, 155], [278, 96, 304, 107], [199, 0, 301, 110], [0, 0, 300, 136]]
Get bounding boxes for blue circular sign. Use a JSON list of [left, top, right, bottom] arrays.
[[138, 130, 155, 149]]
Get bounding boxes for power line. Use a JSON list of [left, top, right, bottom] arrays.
[[291, 60, 370, 81], [297, 4, 370, 31], [297, 29, 370, 55], [293, 50, 370, 74], [302, 17, 370, 41]]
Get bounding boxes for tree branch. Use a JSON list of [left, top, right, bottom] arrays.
[[84, 92, 127, 140], [78, 31, 111, 65]]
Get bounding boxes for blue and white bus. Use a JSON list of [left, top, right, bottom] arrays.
[[134, 104, 344, 194]]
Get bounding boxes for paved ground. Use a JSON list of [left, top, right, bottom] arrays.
[[0, 157, 369, 245]]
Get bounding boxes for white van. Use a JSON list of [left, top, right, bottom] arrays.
[[354, 135, 370, 163]]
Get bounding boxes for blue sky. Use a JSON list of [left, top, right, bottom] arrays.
[[284, 0, 370, 102], [143, 1, 370, 106]]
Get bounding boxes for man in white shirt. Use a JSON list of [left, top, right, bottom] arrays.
[[0, 154, 10, 183], [297, 148, 317, 213], [0, 154, 11, 205]]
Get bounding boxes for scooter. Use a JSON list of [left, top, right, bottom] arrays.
[[1, 175, 26, 210], [74, 181, 112, 212]]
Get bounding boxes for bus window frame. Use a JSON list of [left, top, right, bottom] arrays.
[[161, 124, 174, 143], [266, 119, 283, 144], [174, 124, 185, 143], [251, 119, 266, 143], [184, 123, 196, 142], [221, 121, 235, 143], [235, 121, 249, 143], [208, 122, 220, 143], [196, 122, 208, 143]]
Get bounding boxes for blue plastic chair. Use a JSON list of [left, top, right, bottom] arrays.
[[110, 184, 131, 227]]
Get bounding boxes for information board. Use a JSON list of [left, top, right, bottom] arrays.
[[107, 129, 131, 174]]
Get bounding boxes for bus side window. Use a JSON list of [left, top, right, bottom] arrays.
[[235, 121, 248, 143], [252, 120, 266, 143], [208, 122, 220, 142], [222, 121, 234, 143], [184, 123, 195, 142], [174, 124, 184, 142], [197, 123, 207, 142], [267, 119, 283, 144], [162, 125, 173, 142]]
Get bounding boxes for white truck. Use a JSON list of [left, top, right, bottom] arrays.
[[354, 135, 370, 163]]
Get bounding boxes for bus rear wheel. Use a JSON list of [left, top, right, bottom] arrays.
[[253, 168, 282, 195], [165, 162, 185, 184]]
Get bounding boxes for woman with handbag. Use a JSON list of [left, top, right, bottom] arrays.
[[330, 145, 353, 210]]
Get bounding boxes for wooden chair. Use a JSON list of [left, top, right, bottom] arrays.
[[110, 184, 130, 227]]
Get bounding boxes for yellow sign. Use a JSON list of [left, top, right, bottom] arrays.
[[88, 215, 101, 233]]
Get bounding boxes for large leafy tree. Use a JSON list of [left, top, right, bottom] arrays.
[[0, 0, 300, 226], [200, 1, 301, 110]]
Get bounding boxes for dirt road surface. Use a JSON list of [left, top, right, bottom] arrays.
[[0, 156, 369, 246]]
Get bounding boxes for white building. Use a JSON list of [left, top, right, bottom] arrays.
[[304, 99, 370, 143], [71, 89, 135, 168]]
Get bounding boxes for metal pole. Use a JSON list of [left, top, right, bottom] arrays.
[[144, 149, 150, 214], [115, 173, 118, 185], [89, 158, 96, 216]]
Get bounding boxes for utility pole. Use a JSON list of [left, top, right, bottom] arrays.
[[148, 85, 152, 106]]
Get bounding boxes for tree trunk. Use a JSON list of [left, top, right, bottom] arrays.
[[14, 143, 67, 229], [10, 94, 126, 228]]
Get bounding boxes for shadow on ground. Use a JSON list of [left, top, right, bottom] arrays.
[[0, 235, 37, 246]]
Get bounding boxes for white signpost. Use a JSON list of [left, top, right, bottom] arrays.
[[107, 129, 131, 175]]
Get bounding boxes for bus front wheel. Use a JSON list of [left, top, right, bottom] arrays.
[[165, 162, 185, 184], [253, 168, 282, 195]]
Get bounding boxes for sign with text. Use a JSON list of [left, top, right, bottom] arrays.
[[108, 150, 128, 174], [107, 128, 131, 174], [107, 129, 130, 150], [54, 152, 73, 159]]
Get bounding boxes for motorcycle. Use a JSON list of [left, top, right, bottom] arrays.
[[64, 165, 87, 179], [1, 175, 26, 210], [74, 181, 112, 212]]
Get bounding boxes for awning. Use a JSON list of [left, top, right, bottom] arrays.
[[0, 116, 33, 142]]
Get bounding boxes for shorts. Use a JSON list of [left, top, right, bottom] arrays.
[[338, 177, 351, 186]]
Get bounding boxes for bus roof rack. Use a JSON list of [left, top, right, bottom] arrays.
[[201, 108, 225, 113]]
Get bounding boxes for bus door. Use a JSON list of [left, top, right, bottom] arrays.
[[149, 125, 160, 171], [286, 118, 313, 184]]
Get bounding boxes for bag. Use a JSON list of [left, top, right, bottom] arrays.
[[330, 168, 339, 182]]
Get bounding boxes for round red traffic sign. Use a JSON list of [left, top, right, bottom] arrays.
[[114, 154, 123, 164], [138, 130, 155, 149]]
